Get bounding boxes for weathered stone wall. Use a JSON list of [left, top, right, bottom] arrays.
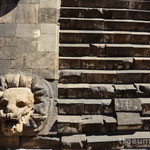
[[0, 0, 60, 148], [0, 0, 60, 80]]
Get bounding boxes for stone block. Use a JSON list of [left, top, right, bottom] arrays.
[[59, 84, 115, 99], [131, 33, 150, 44], [101, 99, 113, 114], [116, 112, 142, 130], [60, 44, 90, 57], [58, 99, 84, 115], [11, 53, 32, 69], [16, 37, 38, 52], [0, 47, 17, 59], [61, 134, 86, 149], [57, 116, 82, 134], [102, 116, 117, 132], [21, 136, 60, 148], [84, 100, 102, 115], [38, 34, 58, 53], [16, 4, 39, 23], [140, 98, 150, 115], [0, 37, 17, 47], [41, 24, 59, 35], [0, 24, 16, 36], [106, 58, 133, 70], [83, 99, 113, 115], [116, 70, 142, 84], [115, 98, 142, 112], [82, 115, 103, 133], [39, 8, 57, 23], [104, 32, 131, 44], [134, 58, 150, 69], [114, 84, 137, 98], [60, 31, 104, 43], [32, 52, 57, 69], [87, 134, 124, 150], [90, 84, 115, 99], [16, 24, 40, 38], [59, 70, 117, 84]]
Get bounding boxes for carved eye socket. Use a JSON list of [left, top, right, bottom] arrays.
[[16, 101, 25, 108], [1, 100, 8, 108]]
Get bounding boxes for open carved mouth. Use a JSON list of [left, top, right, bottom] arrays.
[[0, 111, 32, 136], [2, 118, 23, 136]]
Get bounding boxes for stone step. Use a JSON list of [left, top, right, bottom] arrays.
[[60, 30, 150, 44], [60, 57, 150, 70], [61, 0, 150, 10], [61, 8, 150, 21], [116, 112, 142, 130], [58, 84, 115, 99], [59, 70, 150, 84], [87, 132, 150, 149], [57, 115, 82, 134], [61, 134, 86, 149], [58, 115, 117, 134], [60, 18, 150, 32], [82, 115, 117, 134], [58, 84, 143, 99], [59, 44, 150, 57], [59, 57, 134, 70], [57, 99, 113, 115]]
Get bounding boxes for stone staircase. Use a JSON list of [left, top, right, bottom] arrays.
[[58, 0, 150, 149]]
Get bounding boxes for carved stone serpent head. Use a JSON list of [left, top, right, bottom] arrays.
[[0, 73, 55, 136]]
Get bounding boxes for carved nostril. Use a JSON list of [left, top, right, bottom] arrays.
[[1, 100, 8, 108]]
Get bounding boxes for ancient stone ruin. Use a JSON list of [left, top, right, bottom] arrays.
[[0, 0, 150, 149]]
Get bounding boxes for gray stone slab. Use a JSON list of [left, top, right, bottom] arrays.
[[0, 24, 16, 36], [39, 8, 57, 23], [115, 98, 142, 112], [117, 112, 142, 130]]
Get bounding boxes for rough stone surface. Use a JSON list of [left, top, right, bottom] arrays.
[[61, 134, 86, 149], [115, 98, 142, 112], [0, 0, 59, 80], [82, 115, 103, 133], [57, 116, 82, 134], [116, 112, 142, 130]]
